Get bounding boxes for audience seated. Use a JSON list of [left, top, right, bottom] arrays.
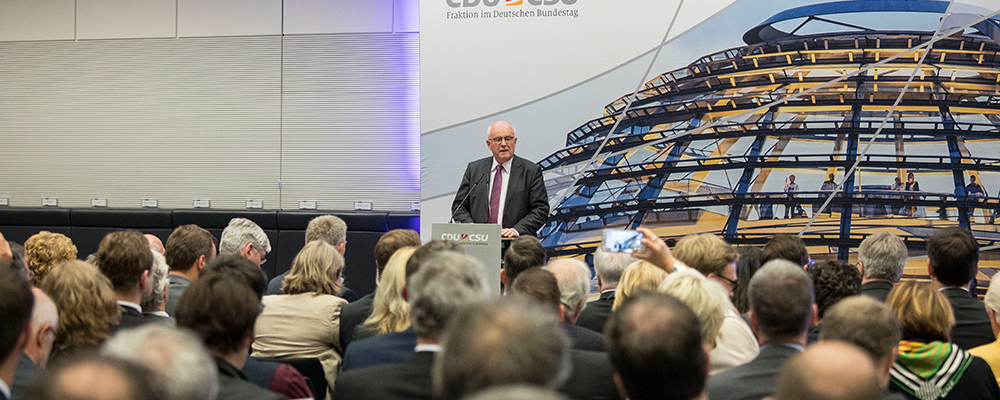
[[658, 270, 727, 363], [671, 234, 758, 375], [926, 227, 995, 350], [219, 218, 271, 269], [97, 230, 163, 330], [885, 281, 999, 400], [11, 288, 58, 400], [353, 247, 416, 342], [546, 258, 606, 352], [102, 325, 219, 400], [24, 231, 77, 287], [612, 260, 668, 310], [804, 260, 861, 343], [340, 229, 421, 351], [252, 240, 346, 400], [141, 251, 173, 324], [0, 266, 34, 400], [818, 296, 905, 399], [970, 273, 1000, 384], [857, 232, 908, 302], [707, 260, 816, 400], [433, 297, 570, 400], [26, 355, 166, 400], [606, 292, 708, 400], [163, 224, 216, 316], [501, 236, 547, 293], [732, 247, 762, 314], [771, 341, 881, 400], [334, 251, 489, 400], [759, 235, 809, 267], [576, 248, 630, 333], [41, 260, 120, 360], [175, 274, 285, 400], [267, 215, 358, 301]]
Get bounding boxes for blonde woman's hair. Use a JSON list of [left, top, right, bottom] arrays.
[[613, 260, 669, 310], [281, 241, 344, 296], [41, 260, 120, 353], [658, 269, 728, 347], [26, 231, 78, 286], [673, 233, 738, 277], [886, 280, 955, 343], [361, 247, 417, 335]]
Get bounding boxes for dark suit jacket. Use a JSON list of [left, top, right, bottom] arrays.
[[559, 350, 622, 400], [340, 293, 375, 351], [334, 351, 435, 400], [117, 305, 159, 331], [11, 354, 39, 400], [941, 287, 996, 350], [342, 328, 417, 371], [576, 292, 615, 334], [563, 322, 606, 352], [452, 155, 549, 235], [707, 344, 801, 400], [215, 358, 287, 400], [860, 280, 894, 302]]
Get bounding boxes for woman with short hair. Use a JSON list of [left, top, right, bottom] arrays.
[[42, 260, 120, 361]]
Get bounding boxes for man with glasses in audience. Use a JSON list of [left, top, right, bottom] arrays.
[[451, 121, 549, 238]]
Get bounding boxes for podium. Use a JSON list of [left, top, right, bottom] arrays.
[[431, 223, 503, 296]]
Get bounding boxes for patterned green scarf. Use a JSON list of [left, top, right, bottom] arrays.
[[891, 341, 973, 400]]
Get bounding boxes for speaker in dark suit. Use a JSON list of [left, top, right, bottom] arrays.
[[451, 121, 549, 237], [334, 350, 435, 400]]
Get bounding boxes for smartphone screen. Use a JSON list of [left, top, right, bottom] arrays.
[[602, 229, 644, 253]]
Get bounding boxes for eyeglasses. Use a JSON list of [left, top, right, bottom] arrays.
[[716, 275, 738, 292], [489, 136, 516, 144]]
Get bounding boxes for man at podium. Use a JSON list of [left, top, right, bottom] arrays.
[[451, 121, 550, 238]]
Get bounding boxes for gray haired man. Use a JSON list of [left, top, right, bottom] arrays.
[[219, 218, 271, 269], [857, 232, 907, 302]]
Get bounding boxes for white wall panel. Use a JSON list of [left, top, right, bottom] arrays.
[[280, 34, 420, 211], [393, 0, 419, 33], [77, 0, 176, 39], [0, 37, 283, 209], [178, 0, 282, 37], [0, 0, 75, 42], [284, 0, 394, 34]]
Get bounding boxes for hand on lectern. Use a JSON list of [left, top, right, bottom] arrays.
[[501, 229, 519, 238]]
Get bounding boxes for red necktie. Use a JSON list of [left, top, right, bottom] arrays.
[[488, 165, 504, 224]]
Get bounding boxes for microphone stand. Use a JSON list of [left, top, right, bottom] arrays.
[[450, 172, 488, 223]]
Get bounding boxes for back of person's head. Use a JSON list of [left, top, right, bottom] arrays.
[[29, 287, 60, 366], [464, 385, 570, 400], [545, 258, 590, 319], [283, 240, 344, 296], [27, 354, 166, 400], [658, 270, 727, 347], [364, 247, 417, 335], [927, 227, 978, 287], [503, 236, 547, 285], [760, 235, 810, 267], [374, 229, 421, 272], [773, 341, 881, 400], [201, 255, 267, 299], [8, 241, 31, 281], [592, 247, 631, 287], [673, 233, 738, 278], [0, 265, 33, 362], [806, 260, 861, 319], [42, 260, 120, 353], [408, 252, 489, 341], [605, 292, 706, 400], [97, 230, 153, 292], [733, 247, 763, 314], [984, 273, 1000, 323], [218, 217, 270, 255], [142, 251, 170, 312], [613, 260, 669, 310], [102, 325, 219, 400], [886, 280, 954, 343], [175, 274, 260, 356], [511, 268, 561, 311], [306, 215, 347, 246], [25, 231, 78, 286], [820, 296, 900, 362], [434, 298, 570, 400], [164, 225, 215, 273], [857, 232, 907, 282], [749, 260, 815, 339], [406, 240, 464, 281]]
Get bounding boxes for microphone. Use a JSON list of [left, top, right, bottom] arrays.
[[451, 172, 488, 223]]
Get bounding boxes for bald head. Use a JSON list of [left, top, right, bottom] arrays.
[[29, 357, 165, 400], [545, 258, 590, 322], [145, 235, 165, 255], [773, 341, 881, 400], [27, 287, 59, 367]]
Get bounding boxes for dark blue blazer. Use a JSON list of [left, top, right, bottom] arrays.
[[341, 328, 417, 371]]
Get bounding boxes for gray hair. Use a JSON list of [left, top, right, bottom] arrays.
[[306, 215, 347, 246], [984, 273, 1000, 325], [408, 252, 490, 340], [858, 232, 907, 282], [592, 247, 631, 287], [31, 288, 59, 334], [545, 258, 590, 318], [433, 298, 571, 400], [142, 251, 170, 312], [102, 325, 219, 400], [749, 259, 815, 338], [219, 218, 270, 255]]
